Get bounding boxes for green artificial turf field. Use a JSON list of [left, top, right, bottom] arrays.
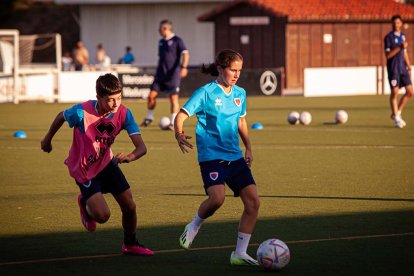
[[0, 95, 413, 275]]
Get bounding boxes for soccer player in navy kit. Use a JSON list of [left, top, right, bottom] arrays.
[[384, 15, 413, 128], [174, 49, 260, 266], [141, 19, 190, 129]]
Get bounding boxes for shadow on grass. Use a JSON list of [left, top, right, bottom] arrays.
[[164, 193, 414, 203], [0, 210, 413, 275]]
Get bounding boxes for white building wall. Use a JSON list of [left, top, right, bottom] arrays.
[[80, 3, 219, 67]]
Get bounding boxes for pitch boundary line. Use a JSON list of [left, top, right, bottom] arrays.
[[0, 232, 412, 267], [3, 145, 414, 151]]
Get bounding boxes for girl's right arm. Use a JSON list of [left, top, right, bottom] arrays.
[[41, 111, 66, 153], [174, 110, 193, 154]]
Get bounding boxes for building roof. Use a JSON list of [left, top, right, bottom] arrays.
[[55, 0, 230, 4], [199, 0, 414, 22]]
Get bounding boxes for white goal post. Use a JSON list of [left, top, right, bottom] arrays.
[[0, 29, 62, 103]]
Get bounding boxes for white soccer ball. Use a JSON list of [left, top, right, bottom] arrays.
[[299, 111, 312, 125], [287, 111, 300, 125], [257, 239, 290, 271], [158, 116, 171, 130], [335, 110, 348, 124]]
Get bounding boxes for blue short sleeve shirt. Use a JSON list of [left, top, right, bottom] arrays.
[[384, 31, 408, 75], [182, 81, 246, 162], [63, 100, 140, 135], [155, 35, 187, 86]]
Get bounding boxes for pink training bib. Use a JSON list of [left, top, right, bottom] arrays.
[[64, 100, 127, 183]]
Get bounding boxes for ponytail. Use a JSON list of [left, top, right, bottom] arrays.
[[200, 49, 243, 76], [201, 63, 219, 76]]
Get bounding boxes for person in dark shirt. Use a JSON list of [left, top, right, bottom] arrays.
[[141, 19, 190, 129], [384, 15, 412, 128]]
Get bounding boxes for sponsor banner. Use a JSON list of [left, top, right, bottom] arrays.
[[121, 67, 283, 98], [181, 67, 283, 97], [118, 73, 155, 99]]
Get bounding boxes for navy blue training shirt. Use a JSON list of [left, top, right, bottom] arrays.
[[384, 31, 408, 76], [155, 34, 188, 86]]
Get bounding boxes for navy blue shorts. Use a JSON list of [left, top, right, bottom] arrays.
[[76, 158, 130, 200], [199, 158, 256, 197], [150, 80, 180, 95], [388, 72, 412, 90]]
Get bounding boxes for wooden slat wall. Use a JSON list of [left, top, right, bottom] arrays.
[[286, 22, 414, 89], [214, 3, 285, 69]]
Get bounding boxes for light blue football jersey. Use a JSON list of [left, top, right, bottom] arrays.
[[182, 81, 247, 162]]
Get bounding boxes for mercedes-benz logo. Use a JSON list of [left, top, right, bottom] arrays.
[[260, 71, 277, 95]]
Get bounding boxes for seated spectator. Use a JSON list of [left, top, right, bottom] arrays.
[[120, 46, 135, 64], [62, 51, 73, 71]]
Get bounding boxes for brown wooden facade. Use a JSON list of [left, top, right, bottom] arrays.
[[287, 22, 414, 89], [199, 2, 414, 90], [210, 3, 286, 70]]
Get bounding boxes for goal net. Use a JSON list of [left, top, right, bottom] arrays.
[[0, 30, 61, 103]]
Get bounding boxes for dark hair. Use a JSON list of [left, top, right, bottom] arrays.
[[126, 46, 132, 52], [96, 73, 122, 97], [201, 49, 243, 76], [97, 43, 103, 49], [391, 14, 402, 22], [160, 19, 172, 26]]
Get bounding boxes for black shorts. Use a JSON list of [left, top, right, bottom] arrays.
[[150, 80, 180, 95], [388, 72, 412, 89], [76, 158, 130, 200], [199, 158, 256, 197]]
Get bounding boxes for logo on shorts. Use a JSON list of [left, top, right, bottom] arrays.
[[234, 98, 241, 107], [209, 172, 219, 181], [215, 98, 222, 106], [82, 180, 92, 188], [391, 79, 397, 87]]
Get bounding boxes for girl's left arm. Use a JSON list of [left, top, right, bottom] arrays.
[[238, 116, 253, 167]]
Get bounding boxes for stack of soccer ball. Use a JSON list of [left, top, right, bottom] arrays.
[[287, 111, 312, 125], [287, 110, 349, 125], [257, 238, 290, 271]]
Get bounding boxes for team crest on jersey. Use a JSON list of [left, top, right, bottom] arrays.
[[234, 98, 241, 107], [215, 98, 222, 106], [209, 172, 219, 181], [391, 79, 397, 87], [168, 40, 174, 46]]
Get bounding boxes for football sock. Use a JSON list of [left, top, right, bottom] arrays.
[[190, 212, 205, 230], [80, 196, 92, 219], [124, 231, 137, 246], [171, 113, 177, 126], [146, 109, 154, 120], [235, 232, 251, 255]]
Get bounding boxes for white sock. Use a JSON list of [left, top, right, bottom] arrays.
[[171, 113, 177, 126], [190, 212, 205, 230], [235, 232, 251, 255], [146, 109, 154, 120]]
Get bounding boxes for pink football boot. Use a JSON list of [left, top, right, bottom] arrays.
[[122, 242, 154, 256], [77, 194, 96, 232]]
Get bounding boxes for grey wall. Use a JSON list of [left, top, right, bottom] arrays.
[[80, 2, 221, 66]]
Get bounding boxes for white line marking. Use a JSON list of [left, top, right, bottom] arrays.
[[0, 232, 412, 267], [2, 145, 412, 151]]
